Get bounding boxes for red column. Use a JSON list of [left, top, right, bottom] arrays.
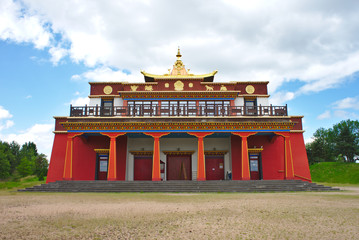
[[274, 132, 294, 180], [101, 133, 127, 181], [232, 132, 257, 180], [188, 132, 214, 181], [63, 133, 83, 180], [144, 132, 170, 181]]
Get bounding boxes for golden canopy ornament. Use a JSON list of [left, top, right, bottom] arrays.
[[174, 80, 184, 91], [103, 86, 113, 95]]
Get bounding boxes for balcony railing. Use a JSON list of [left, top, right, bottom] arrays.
[[70, 104, 288, 117]]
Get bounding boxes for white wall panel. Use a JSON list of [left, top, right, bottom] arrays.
[[89, 98, 101, 106]]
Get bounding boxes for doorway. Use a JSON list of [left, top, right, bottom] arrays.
[[167, 155, 192, 180], [249, 153, 262, 180], [134, 156, 152, 181], [205, 156, 225, 180], [96, 154, 108, 180]]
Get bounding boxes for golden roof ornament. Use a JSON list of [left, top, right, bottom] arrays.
[[140, 48, 218, 80]]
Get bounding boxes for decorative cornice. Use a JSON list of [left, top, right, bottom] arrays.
[[122, 82, 158, 85], [119, 91, 239, 99], [235, 81, 269, 84], [88, 95, 121, 98], [204, 150, 228, 155], [141, 70, 218, 79], [53, 131, 67, 134], [89, 82, 125, 85], [94, 149, 110, 154], [248, 148, 263, 153], [200, 82, 237, 85], [290, 130, 305, 133], [163, 151, 195, 155], [239, 94, 270, 98], [130, 151, 153, 155], [60, 121, 294, 131]]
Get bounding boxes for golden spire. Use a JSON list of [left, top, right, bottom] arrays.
[[176, 47, 182, 59]]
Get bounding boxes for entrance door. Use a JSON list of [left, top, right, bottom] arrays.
[[167, 155, 192, 180], [97, 154, 108, 180], [205, 156, 225, 180], [249, 154, 260, 180], [134, 156, 152, 181]]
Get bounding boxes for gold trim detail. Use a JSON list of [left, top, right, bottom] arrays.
[[188, 83, 193, 88], [130, 151, 153, 156], [165, 83, 169, 88], [94, 149, 110, 154], [245, 85, 255, 94], [119, 91, 239, 99], [61, 121, 294, 131], [103, 86, 113, 95], [220, 85, 227, 91], [163, 151, 195, 155], [174, 81, 184, 91], [248, 148, 263, 153], [205, 85, 214, 91], [53, 131, 67, 134], [145, 85, 153, 91], [131, 85, 138, 91], [204, 150, 228, 155]]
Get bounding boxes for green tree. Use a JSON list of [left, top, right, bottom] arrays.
[[34, 154, 48, 180], [332, 120, 359, 162], [17, 157, 34, 177], [0, 150, 11, 179], [9, 141, 20, 173]]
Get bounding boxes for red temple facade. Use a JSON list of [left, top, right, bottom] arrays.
[[47, 49, 311, 183]]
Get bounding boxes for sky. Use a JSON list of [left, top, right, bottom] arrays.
[[0, 0, 359, 158]]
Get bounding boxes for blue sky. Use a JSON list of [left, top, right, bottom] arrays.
[[1, 0, 359, 157]]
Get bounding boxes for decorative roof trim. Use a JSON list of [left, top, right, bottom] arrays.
[[88, 95, 121, 98], [235, 81, 269, 84], [89, 82, 125, 85], [248, 148, 264, 153], [122, 82, 158, 85], [163, 151, 195, 155], [94, 149, 110, 154], [60, 121, 294, 131], [204, 150, 228, 155], [130, 151, 153, 156], [141, 70, 218, 79], [119, 91, 239, 99]]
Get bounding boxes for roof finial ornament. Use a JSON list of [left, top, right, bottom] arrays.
[[176, 46, 182, 59]]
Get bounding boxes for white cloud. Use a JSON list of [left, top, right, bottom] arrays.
[[333, 96, 359, 110], [71, 67, 141, 83], [1, 0, 359, 100], [317, 110, 331, 120], [333, 110, 359, 119], [0, 0, 51, 49], [25, 95, 32, 99], [0, 106, 14, 131], [69, 96, 89, 106], [1, 123, 54, 158], [269, 91, 294, 105], [0, 105, 12, 119]]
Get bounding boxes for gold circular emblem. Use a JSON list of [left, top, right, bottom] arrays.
[[188, 83, 193, 88], [103, 86, 113, 95], [174, 80, 184, 91], [245, 85, 255, 94], [165, 83, 169, 88]]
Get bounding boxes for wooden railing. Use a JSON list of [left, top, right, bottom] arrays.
[[70, 104, 287, 117]]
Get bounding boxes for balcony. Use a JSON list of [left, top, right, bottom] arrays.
[[70, 104, 288, 117]]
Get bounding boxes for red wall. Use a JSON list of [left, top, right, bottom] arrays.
[[290, 132, 311, 181], [46, 134, 67, 183], [116, 135, 127, 180], [247, 135, 285, 180]]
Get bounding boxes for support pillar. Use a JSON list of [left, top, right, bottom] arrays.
[[63, 133, 83, 180], [188, 132, 214, 181], [275, 132, 294, 180], [232, 132, 257, 180], [101, 132, 127, 181], [144, 132, 170, 181]]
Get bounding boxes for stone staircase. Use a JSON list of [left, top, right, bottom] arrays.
[[19, 180, 340, 193]]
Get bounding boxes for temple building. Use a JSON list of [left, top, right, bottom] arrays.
[[46, 49, 311, 183]]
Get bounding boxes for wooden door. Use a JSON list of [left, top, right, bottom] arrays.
[[134, 156, 152, 181], [249, 154, 260, 180], [97, 154, 108, 180], [167, 155, 192, 180], [205, 156, 225, 180]]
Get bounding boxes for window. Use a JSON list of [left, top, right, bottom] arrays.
[[245, 99, 257, 115], [101, 99, 113, 116]]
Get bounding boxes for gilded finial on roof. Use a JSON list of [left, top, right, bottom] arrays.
[[176, 46, 181, 59]]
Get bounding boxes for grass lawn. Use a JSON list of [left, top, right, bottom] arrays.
[[310, 162, 359, 184], [0, 189, 358, 239]]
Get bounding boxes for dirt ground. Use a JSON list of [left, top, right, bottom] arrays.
[[0, 187, 358, 240]]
